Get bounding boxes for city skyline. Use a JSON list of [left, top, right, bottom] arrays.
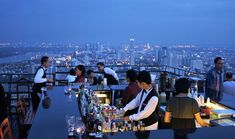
[[0, 0, 235, 46]]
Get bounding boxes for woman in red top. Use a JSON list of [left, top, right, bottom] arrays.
[[75, 65, 85, 83], [121, 69, 141, 116]]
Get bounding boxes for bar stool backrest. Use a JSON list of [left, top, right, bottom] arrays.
[[16, 97, 27, 124], [0, 118, 13, 139], [0, 128, 2, 139]]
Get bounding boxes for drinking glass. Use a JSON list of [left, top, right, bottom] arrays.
[[74, 117, 86, 139], [65, 115, 75, 136]]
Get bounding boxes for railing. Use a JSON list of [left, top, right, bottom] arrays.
[[54, 65, 206, 85], [0, 65, 206, 92]]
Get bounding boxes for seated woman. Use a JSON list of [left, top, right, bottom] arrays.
[[164, 78, 209, 129], [87, 69, 98, 85], [75, 65, 85, 83], [0, 84, 8, 123], [121, 69, 141, 107], [66, 68, 77, 83], [120, 69, 141, 116]]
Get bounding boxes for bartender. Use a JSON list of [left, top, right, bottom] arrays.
[[32, 56, 53, 112], [123, 71, 159, 130]]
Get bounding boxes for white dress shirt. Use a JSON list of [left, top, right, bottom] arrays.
[[34, 67, 47, 83], [223, 81, 235, 96], [66, 75, 77, 83], [123, 87, 159, 130], [104, 67, 119, 81]]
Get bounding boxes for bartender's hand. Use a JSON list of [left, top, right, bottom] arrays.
[[47, 78, 53, 83]]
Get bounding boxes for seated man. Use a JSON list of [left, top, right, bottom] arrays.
[[223, 72, 235, 96], [123, 71, 159, 130], [97, 62, 119, 85]]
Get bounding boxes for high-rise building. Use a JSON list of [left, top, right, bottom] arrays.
[[129, 38, 135, 65], [117, 50, 122, 60], [155, 49, 159, 64], [130, 52, 135, 65], [84, 55, 90, 65], [159, 47, 169, 66], [130, 38, 134, 50]]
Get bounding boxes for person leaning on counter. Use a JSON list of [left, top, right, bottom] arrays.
[[164, 78, 210, 129], [32, 56, 53, 112], [123, 70, 159, 130]]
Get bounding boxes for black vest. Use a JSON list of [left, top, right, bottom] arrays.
[[104, 72, 119, 85], [137, 88, 159, 127], [33, 66, 47, 93]]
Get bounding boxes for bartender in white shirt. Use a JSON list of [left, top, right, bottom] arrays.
[[123, 70, 159, 130], [32, 56, 53, 112]]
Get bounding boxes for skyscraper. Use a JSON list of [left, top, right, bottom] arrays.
[[130, 52, 135, 65], [155, 49, 159, 64], [159, 47, 169, 66], [130, 38, 134, 50], [129, 38, 135, 65]]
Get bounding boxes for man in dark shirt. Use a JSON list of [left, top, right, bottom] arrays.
[[205, 57, 224, 101], [121, 69, 141, 107]]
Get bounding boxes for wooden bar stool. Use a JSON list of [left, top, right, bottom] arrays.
[[0, 118, 13, 139], [16, 97, 33, 138]]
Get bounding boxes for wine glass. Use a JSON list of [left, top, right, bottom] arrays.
[[64, 86, 69, 94], [65, 115, 75, 136]]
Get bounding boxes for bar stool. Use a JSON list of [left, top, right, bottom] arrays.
[[16, 78, 32, 108], [0, 118, 13, 139]]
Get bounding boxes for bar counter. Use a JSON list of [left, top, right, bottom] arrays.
[[27, 86, 235, 139], [27, 86, 81, 139]]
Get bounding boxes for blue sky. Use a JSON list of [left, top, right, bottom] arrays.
[[0, 0, 234, 46]]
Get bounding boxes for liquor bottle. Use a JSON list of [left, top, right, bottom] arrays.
[[96, 118, 102, 132], [137, 121, 142, 131], [127, 123, 132, 131], [140, 123, 145, 131], [133, 122, 138, 131], [111, 122, 118, 132], [105, 117, 111, 132], [124, 120, 128, 131], [87, 115, 95, 133], [112, 106, 117, 119]]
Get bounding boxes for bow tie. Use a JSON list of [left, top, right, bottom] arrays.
[[142, 89, 147, 94]]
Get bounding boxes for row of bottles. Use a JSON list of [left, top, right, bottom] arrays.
[[78, 86, 147, 134], [188, 85, 212, 107]]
